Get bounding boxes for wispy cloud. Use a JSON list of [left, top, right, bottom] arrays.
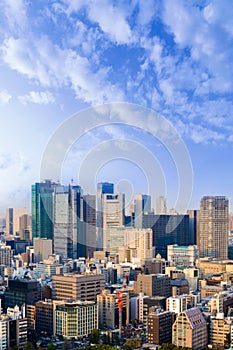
[[18, 90, 55, 105], [0, 89, 11, 104], [0, 0, 232, 145]]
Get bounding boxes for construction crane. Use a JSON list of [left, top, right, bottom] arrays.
[[116, 290, 123, 339]]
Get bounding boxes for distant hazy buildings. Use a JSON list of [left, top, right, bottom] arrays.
[[156, 196, 167, 215], [105, 227, 153, 263], [199, 196, 229, 259], [6, 208, 27, 235], [133, 194, 151, 228]]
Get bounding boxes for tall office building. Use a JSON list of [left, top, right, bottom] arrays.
[[96, 182, 114, 250], [6, 208, 27, 236], [199, 196, 229, 259], [187, 209, 199, 245], [102, 193, 125, 250], [156, 196, 167, 215], [102, 193, 125, 229], [83, 194, 96, 258], [133, 194, 151, 228], [53, 185, 84, 259], [142, 213, 190, 257], [31, 180, 58, 240]]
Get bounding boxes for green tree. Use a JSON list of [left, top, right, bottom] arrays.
[[48, 342, 57, 350], [90, 328, 100, 344], [123, 338, 141, 349]]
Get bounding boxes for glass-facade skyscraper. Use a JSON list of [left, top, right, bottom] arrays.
[[53, 185, 84, 259], [31, 180, 57, 241]]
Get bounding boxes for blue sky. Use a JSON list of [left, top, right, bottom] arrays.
[[0, 0, 233, 215]]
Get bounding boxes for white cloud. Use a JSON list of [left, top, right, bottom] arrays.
[[1, 35, 124, 104], [18, 91, 55, 105], [0, 89, 11, 104], [0, 0, 28, 34], [60, 0, 134, 44]]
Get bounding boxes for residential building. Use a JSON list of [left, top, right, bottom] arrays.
[[0, 244, 13, 266], [210, 314, 233, 348], [172, 308, 208, 350], [166, 295, 187, 314]]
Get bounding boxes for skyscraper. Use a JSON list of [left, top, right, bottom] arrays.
[[31, 180, 58, 240], [142, 213, 190, 257], [156, 196, 167, 215], [96, 182, 114, 250], [83, 194, 96, 258], [133, 194, 151, 228], [53, 185, 84, 259], [187, 209, 199, 245], [199, 196, 229, 259]]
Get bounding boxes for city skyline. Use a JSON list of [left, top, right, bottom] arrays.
[[0, 1, 233, 215]]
